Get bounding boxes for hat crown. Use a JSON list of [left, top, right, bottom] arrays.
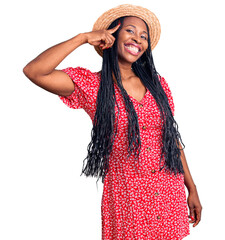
[[92, 4, 161, 57]]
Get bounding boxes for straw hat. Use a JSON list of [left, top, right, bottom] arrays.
[[92, 4, 161, 57]]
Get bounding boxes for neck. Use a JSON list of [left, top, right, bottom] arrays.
[[118, 61, 135, 81]]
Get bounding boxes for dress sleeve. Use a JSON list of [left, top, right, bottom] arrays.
[[159, 75, 175, 116], [58, 67, 97, 109]]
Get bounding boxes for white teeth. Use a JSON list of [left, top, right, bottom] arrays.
[[125, 45, 139, 54]]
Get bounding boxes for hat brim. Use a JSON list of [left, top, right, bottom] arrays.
[[92, 4, 161, 57]]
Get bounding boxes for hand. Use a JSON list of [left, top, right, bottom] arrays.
[[187, 187, 202, 227], [83, 23, 121, 50]]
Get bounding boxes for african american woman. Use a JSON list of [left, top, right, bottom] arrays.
[[23, 4, 202, 240]]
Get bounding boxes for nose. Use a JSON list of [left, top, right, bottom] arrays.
[[132, 34, 141, 44]]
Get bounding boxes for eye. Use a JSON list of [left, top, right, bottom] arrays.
[[141, 35, 147, 40], [126, 29, 134, 34]]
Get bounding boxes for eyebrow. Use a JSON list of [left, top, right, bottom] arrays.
[[125, 24, 148, 35]]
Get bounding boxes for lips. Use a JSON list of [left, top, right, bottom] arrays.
[[124, 43, 141, 56]]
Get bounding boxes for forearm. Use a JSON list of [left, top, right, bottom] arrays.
[[179, 141, 196, 193], [23, 33, 87, 77]]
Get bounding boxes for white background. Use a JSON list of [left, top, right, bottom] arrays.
[[1, 0, 224, 239]]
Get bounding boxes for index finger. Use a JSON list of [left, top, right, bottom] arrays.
[[107, 23, 121, 34]]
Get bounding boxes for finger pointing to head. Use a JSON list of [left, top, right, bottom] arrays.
[[107, 23, 121, 34]]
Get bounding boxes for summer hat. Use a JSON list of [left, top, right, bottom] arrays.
[[92, 4, 161, 57]]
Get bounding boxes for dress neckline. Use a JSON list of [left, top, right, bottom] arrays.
[[127, 88, 149, 104], [96, 71, 149, 104]]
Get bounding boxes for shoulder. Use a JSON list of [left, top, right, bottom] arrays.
[[157, 74, 168, 85], [157, 74, 175, 115], [58, 67, 101, 109], [62, 66, 100, 81], [157, 74, 172, 93]]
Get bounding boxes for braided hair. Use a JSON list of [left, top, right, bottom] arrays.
[[80, 16, 185, 184]]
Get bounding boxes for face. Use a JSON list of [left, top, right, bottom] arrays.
[[117, 16, 149, 65]]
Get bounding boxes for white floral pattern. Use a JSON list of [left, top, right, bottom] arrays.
[[58, 67, 190, 240]]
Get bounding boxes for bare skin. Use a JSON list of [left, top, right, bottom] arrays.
[[23, 24, 121, 96], [179, 141, 202, 227], [23, 16, 202, 227], [115, 17, 149, 102]]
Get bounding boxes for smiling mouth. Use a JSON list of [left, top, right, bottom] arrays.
[[124, 44, 141, 55]]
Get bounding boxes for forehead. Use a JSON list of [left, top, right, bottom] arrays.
[[122, 16, 148, 31]]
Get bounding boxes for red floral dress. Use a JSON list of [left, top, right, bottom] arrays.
[[58, 67, 190, 240]]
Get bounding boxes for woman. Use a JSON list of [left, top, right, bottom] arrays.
[[23, 4, 202, 240]]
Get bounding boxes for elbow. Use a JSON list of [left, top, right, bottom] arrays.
[[23, 64, 38, 83], [23, 64, 33, 79]]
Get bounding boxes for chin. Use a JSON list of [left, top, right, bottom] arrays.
[[119, 53, 144, 65]]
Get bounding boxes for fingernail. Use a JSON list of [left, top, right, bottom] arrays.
[[191, 216, 195, 220]]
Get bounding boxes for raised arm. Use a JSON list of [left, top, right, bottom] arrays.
[[23, 24, 120, 96], [179, 141, 203, 227], [23, 34, 87, 96]]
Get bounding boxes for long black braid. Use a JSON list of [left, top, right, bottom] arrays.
[[80, 16, 185, 184]]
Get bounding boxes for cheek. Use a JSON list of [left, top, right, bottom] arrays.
[[144, 42, 149, 51], [117, 37, 125, 57], [117, 44, 123, 57]]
